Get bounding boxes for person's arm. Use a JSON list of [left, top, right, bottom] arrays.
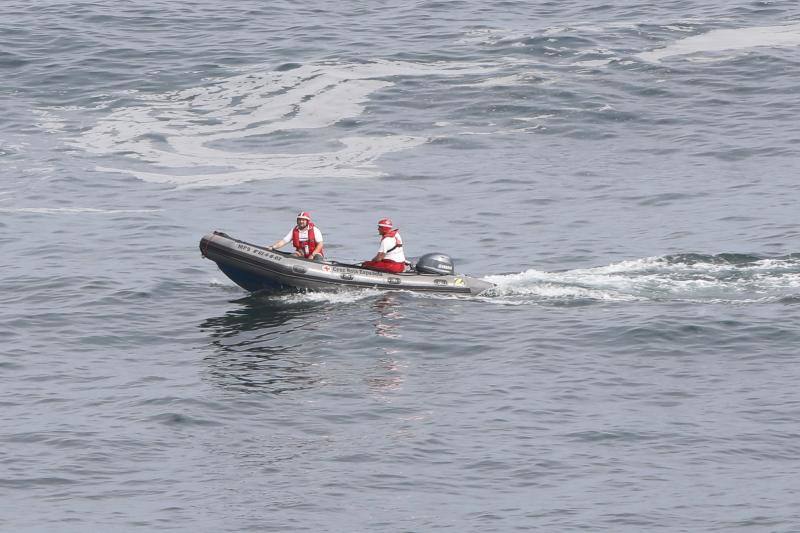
[[309, 228, 324, 259], [269, 239, 286, 250], [370, 236, 390, 261], [269, 230, 293, 250]]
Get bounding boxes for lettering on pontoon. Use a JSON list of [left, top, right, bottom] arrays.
[[387, 277, 401, 285], [434, 279, 447, 286], [237, 243, 282, 261], [340, 273, 354, 281], [332, 266, 383, 277]]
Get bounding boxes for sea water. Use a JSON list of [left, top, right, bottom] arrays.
[[2, 1, 800, 530]]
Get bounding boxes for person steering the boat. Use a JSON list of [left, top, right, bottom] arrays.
[[361, 218, 406, 273], [268, 211, 324, 260]]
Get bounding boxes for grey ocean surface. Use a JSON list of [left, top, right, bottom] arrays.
[[2, 0, 800, 530]]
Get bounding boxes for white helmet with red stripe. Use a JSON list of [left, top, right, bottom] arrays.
[[296, 211, 312, 221], [377, 217, 394, 235]]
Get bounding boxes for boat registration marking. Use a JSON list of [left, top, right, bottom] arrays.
[[237, 243, 283, 261]]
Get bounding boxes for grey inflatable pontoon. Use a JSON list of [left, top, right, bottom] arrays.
[[200, 231, 495, 295]]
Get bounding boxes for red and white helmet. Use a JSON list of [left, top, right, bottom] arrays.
[[377, 218, 393, 228], [296, 211, 311, 221]]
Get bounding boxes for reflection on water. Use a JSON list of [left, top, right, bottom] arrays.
[[367, 294, 406, 395], [372, 293, 402, 339], [199, 294, 332, 394], [199, 292, 414, 397], [366, 352, 407, 396]]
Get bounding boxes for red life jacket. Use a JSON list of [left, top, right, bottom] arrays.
[[381, 229, 402, 255], [292, 222, 322, 258]]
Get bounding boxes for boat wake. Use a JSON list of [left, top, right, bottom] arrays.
[[209, 253, 800, 307], [481, 253, 800, 305]]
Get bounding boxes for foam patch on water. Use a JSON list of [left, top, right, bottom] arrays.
[[67, 59, 501, 187], [457, 28, 526, 46], [96, 135, 425, 187], [31, 109, 67, 133], [639, 23, 800, 62], [482, 255, 800, 304], [573, 59, 614, 68], [457, 24, 609, 47], [467, 71, 547, 87]]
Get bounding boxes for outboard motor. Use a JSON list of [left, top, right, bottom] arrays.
[[415, 253, 455, 275]]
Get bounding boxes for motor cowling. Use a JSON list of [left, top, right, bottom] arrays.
[[415, 253, 455, 275]]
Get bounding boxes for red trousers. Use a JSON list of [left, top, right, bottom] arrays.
[[362, 259, 405, 273]]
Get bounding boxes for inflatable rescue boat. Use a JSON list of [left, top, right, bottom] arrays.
[[200, 231, 494, 295]]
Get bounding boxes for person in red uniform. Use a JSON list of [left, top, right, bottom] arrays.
[[268, 211, 324, 260], [361, 218, 406, 273]]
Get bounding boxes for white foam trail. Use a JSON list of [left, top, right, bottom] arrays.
[[484, 269, 642, 302], [274, 289, 383, 305], [483, 256, 800, 304], [639, 23, 800, 62], [69, 59, 501, 187], [0, 207, 162, 214]]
